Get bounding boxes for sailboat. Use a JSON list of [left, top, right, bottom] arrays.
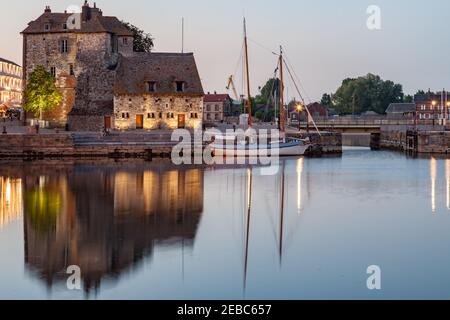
[[211, 19, 313, 157]]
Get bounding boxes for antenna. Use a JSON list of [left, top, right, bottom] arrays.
[[181, 17, 184, 53]]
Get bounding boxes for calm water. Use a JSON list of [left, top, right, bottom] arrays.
[[1, 149, 450, 300]]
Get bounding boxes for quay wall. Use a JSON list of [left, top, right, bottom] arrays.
[[0, 131, 343, 158], [380, 125, 450, 153]]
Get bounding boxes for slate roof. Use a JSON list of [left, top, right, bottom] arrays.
[[114, 53, 204, 96], [22, 9, 132, 36], [204, 94, 231, 103], [385, 103, 416, 114]]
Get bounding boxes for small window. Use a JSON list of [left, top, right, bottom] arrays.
[[123, 37, 128, 45], [50, 67, 56, 77], [147, 81, 156, 92], [69, 64, 74, 76], [44, 24, 51, 31], [176, 81, 184, 92], [126, 113, 130, 119], [60, 39, 69, 53], [122, 113, 126, 119], [159, 112, 163, 119]]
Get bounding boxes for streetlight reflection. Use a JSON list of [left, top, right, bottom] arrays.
[[431, 157, 437, 213], [297, 158, 304, 214]]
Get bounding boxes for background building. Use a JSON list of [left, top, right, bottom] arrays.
[[385, 103, 416, 120], [415, 91, 450, 125], [203, 93, 232, 124], [0, 57, 22, 107]]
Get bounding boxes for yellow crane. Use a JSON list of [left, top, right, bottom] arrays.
[[226, 75, 240, 102]]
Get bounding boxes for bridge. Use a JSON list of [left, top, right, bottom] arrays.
[[291, 119, 414, 133]]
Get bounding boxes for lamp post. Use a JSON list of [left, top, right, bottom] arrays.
[[432, 100, 437, 126]]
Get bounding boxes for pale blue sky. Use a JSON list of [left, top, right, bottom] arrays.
[[1, 0, 450, 101]]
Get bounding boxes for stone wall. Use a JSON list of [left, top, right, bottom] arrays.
[[24, 32, 118, 130], [67, 115, 105, 132], [381, 127, 450, 153], [114, 94, 203, 130]]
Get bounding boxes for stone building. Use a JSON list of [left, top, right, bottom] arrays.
[[0, 57, 22, 107], [22, 2, 203, 131], [114, 53, 204, 130], [203, 93, 232, 124]]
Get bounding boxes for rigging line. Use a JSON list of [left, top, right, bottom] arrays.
[[283, 57, 322, 136], [282, 50, 313, 104], [233, 40, 245, 79], [247, 37, 279, 56]]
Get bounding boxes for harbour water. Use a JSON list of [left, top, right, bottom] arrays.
[[1, 149, 450, 300]]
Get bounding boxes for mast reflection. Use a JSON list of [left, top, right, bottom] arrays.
[[22, 163, 204, 293]]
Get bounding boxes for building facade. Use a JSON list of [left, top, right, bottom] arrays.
[[0, 58, 22, 107], [113, 53, 203, 130], [415, 91, 450, 125], [203, 93, 232, 123], [22, 2, 203, 131]]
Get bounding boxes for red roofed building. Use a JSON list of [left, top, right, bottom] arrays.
[[203, 92, 233, 123]]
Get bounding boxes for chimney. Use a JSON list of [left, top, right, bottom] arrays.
[[44, 6, 51, 13], [214, 91, 217, 94], [81, 1, 91, 22]]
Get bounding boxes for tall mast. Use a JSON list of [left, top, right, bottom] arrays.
[[243, 18, 252, 127], [279, 46, 285, 132]]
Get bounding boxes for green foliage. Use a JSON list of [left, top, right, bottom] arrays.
[[404, 95, 414, 103], [329, 73, 404, 115], [255, 78, 280, 105], [24, 66, 62, 116], [122, 21, 154, 52], [320, 93, 333, 107]]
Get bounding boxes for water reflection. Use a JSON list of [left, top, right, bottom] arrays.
[[431, 157, 437, 213], [0, 177, 22, 228], [21, 162, 204, 294]]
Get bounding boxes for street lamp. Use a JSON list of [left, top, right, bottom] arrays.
[[296, 104, 304, 132], [432, 100, 437, 126]]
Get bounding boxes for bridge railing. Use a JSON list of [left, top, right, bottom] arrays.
[[293, 119, 414, 127]]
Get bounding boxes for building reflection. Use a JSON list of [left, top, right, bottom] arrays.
[[0, 177, 22, 228], [22, 164, 204, 293]]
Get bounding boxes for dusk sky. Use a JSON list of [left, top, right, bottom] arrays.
[[2, 0, 450, 102]]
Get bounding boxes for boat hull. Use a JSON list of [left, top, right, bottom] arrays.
[[211, 142, 311, 157]]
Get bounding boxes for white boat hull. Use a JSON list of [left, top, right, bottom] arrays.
[[211, 141, 311, 157]]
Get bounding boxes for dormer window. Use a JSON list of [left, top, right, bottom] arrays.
[[44, 24, 51, 31], [63, 23, 68, 30], [176, 81, 185, 93], [147, 81, 157, 92]]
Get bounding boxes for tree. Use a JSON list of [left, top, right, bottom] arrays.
[[320, 93, 333, 107], [403, 95, 414, 103], [24, 66, 62, 119], [331, 73, 403, 115], [256, 78, 280, 105], [122, 21, 154, 52]]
